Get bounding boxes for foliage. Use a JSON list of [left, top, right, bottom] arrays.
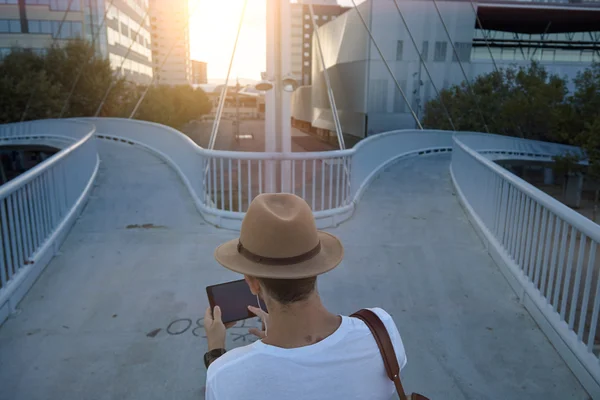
[[0, 40, 211, 129], [423, 62, 569, 143], [132, 85, 212, 128], [552, 152, 584, 176], [0, 49, 63, 122]]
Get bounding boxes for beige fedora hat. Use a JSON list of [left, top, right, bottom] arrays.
[[214, 193, 344, 279]]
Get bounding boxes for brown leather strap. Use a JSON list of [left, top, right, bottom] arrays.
[[351, 309, 409, 400], [237, 241, 321, 265]]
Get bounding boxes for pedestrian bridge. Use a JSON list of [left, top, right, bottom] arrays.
[[0, 118, 597, 399]]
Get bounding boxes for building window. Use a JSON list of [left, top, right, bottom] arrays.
[[434, 41, 447, 62], [305, 14, 310, 20], [29, 20, 40, 33], [313, 15, 319, 20], [421, 41, 428, 61], [396, 40, 403, 61], [452, 42, 471, 62], [369, 79, 389, 113], [120, 22, 129, 37], [304, 33, 309, 39], [304, 61, 309, 66], [323, 15, 328, 20], [393, 82, 407, 113], [0, 20, 21, 33], [71, 21, 82, 38], [304, 24, 310, 29], [304, 43, 309, 48], [40, 20, 51, 34]]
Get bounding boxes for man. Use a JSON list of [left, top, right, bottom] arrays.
[[204, 193, 407, 399]]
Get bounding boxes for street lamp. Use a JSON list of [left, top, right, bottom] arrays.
[[255, 79, 274, 91], [282, 74, 299, 93]]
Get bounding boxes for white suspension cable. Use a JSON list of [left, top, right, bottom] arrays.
[[129, 0, 204, 120], [431, 0, 489, 133], [59, 0, 116, 118], [308, 4, 345, 150], [391, 0, 456, 131], [95, 5, 152, 117], [208, 0, 248, 150], [468, 0, 525, 138], [350, 0, 423, 130], [20, 0, 76, 122]]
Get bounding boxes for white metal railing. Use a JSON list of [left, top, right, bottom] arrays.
[[202, 151, 353, 214], [83, 119, 456, 229], [451, 134, 600, 397], [0, 120, 98, 324], [5, 118, 600, 393]]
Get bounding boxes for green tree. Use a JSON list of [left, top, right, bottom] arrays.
[[0, 49, 63, 123], [423, 62, 569, 142], [47, 40, 129, 118], [132, 85, 212, 129], [0, 41, 212, 129]]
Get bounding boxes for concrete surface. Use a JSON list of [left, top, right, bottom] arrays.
[[0, 143, 588, 400]]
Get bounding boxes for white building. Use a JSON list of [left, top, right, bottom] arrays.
[[149, 0, 192, 86], [290, 0, 348, 86], [293, 0, 600, 138]]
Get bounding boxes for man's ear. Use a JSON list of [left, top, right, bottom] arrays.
[[244, 275, 261, 295]]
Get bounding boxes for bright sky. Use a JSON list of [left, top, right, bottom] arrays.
[[189, 0, 361, 82]]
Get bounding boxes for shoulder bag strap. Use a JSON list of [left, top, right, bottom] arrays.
[[351, 309, 409, 400]]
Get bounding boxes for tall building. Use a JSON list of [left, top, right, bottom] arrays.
[[0, 0, 153, 84], [192, 60, 207, 84], [293, 0, 600, 138], [290, 0, 348, 86], [149, 0, 191, 86], [105, 0, 153, 84]]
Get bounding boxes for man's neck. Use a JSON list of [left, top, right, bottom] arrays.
[[261, 293, 341, 349]]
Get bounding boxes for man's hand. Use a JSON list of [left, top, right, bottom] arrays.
[[204, 306, 235, 350], [248, 305, 269, 339]]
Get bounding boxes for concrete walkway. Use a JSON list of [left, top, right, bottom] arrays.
[[0, 144, 587, 400]]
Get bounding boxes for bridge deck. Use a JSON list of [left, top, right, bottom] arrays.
[[0, 142, 586, 399]]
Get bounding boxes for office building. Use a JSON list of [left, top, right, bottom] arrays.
[[192, 60, 207, 84], [0, 0, 153, 84], [149, 0, 192, 86], [290, 0, 348, 86], [293, 0, 600, 138], [105, 0, 153, 84]]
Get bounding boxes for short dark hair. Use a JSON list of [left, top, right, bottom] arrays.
[[258, 277, 317, 305]]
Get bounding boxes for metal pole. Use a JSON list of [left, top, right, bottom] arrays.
[[431, 0, 489, 133], [264, 0, 277, 192], [208, 0, 248, 150], [279, 0, 292, 192], [351, 0, 423, 130], [308, 3, 345, 149], [235, 79, 240, 140]]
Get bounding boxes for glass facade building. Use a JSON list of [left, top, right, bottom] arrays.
[[0, 0, 152, 84]]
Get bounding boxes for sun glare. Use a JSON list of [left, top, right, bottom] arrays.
[[189, 0, 267, 82]]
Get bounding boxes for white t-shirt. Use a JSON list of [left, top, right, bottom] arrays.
[[206, 308, 407, 400]]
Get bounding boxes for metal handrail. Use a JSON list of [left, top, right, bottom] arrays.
[[0, 119, 99, 325], [455, 134, 600, 250], [0, 121, 96, 197]]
